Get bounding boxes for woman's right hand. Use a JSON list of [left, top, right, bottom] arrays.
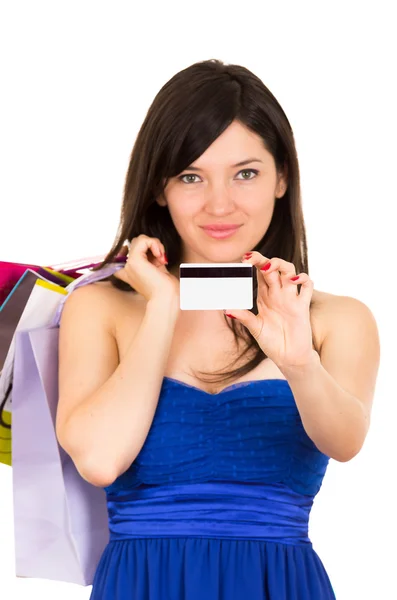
[[113, 235, 180, 303]]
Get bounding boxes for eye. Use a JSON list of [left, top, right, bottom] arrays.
[[177, 168, 259, 184], [236, 169, 259, 180], [178, 174, 201, 184]]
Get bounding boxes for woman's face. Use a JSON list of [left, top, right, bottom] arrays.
[[158, 120, 287, 267]]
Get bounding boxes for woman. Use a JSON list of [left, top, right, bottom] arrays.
[[55, 59, 380, 599]]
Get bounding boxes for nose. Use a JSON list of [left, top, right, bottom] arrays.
[[204, 180, 235, 214]]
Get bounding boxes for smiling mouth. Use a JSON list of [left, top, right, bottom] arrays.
[[201, 225, 242, 232], [201, 226, 241, 239]]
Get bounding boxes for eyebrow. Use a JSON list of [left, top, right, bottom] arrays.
[[183, 158, 263, 172]]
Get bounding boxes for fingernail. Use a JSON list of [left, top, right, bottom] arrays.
[[260, 262, 271, 271], [243, 252, 252, 259], [225, 313, 236, 319], [163, 253, 168, 263], [290, 275, 300, 281]]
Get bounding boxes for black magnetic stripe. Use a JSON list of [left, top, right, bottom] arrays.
[[180, 266, 253, 278]]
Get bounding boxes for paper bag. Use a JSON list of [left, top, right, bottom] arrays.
[[0, 257, 126, 467], [11, 262, 124, 585], [0, 275, 69, 466]]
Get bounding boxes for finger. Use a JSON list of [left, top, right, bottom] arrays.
[[241, 252, 273, 292], [260, 256, 297, 291], [289, 273, 314, 305], [135, 242, 164, 269], [153, 240, 167, 262], [151, 243, 163, 258], [149, 241, 168, 266], [259, 257, 296, 277], [242, 252, 293, 291], [130, 237, 159, 265], [223, 308, 263, 340], [243, 253, 296, 275], [140, 239, 163, 263]]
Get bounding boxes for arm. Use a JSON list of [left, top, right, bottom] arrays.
[[278, 296, 380, 462], [56, 285, 179, 487]]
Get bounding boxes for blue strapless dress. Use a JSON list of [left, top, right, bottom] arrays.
[[89, 377, 336, 599]]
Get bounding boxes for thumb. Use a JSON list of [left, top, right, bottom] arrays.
[[223, 309, 263, 339]]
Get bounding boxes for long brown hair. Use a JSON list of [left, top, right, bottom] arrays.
[[92, 58, 318, 387]]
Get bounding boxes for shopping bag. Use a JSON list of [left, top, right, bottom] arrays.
[[12, 262, 124, 585], [0, 260, 73, 307], [0, 254, 128, 372], [0, 264, 74, 367], [0, 255, 126, 467], [0, 254, 123, 363], [0, 276, 69, 466]]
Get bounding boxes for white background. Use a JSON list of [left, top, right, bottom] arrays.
[[0, 1, 395, 598]]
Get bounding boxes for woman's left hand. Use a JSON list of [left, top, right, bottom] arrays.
[[223, 252, 319, 371]]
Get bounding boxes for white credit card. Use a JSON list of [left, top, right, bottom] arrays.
[[179, 263, 253, 311]]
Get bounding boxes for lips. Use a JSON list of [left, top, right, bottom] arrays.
[[201, 224, 241, 232], [201, 225, 242, 239]]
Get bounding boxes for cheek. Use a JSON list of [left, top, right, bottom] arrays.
[[167, 193, 201, 223], [250, 186, 276, 207], [167, 205, 196, 238], [238, 198, 272, 217], [235, 183, 273, 204]]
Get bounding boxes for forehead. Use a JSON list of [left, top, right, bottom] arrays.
[[203, 121, 263, 152], [188, 122, 272, 169]]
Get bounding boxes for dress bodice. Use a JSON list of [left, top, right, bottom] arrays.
[[104, 377, 330, 498], [94, 378, 336, 599]]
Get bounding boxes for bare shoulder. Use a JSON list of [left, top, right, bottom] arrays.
[[88, 279, 145, 339], [309, 287, 378, 353], [312, 287, 376, 329], [312, 289, 380, 412], [62, 279, 116, 326], [313, 288, 378, 329], [312, 287, 380, 369], [311, 288, 338, 306]]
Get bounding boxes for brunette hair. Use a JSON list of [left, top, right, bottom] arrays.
[[91, 58, 318, 387]]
